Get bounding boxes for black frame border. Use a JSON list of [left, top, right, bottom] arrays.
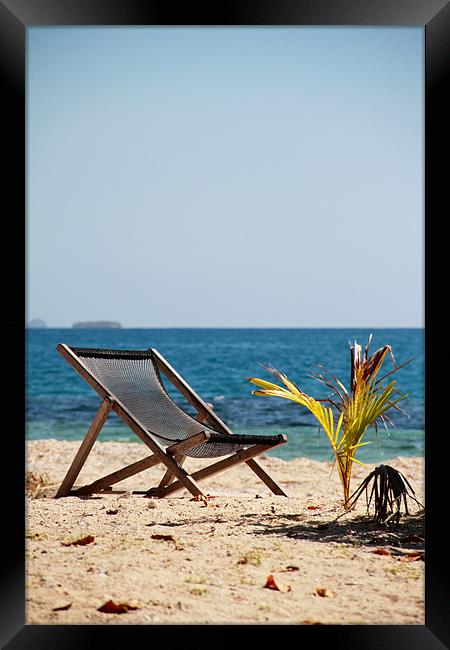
[[3, 0, 449, 647]]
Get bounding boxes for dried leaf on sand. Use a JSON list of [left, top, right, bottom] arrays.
[[316, 587, 336, 598], [97, 600, 140, 614], [52, 603, 72, 611], [399, 551, 424, 562], [62, 535, 95, 547], [151, 533, 183, 550], [264, 575, 291, 592], [371, 547, 391, 556]]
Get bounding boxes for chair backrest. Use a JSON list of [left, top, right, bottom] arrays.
[[67, 347, 218, 445]]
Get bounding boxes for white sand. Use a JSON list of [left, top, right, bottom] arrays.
[[26, 439, 425, 625]]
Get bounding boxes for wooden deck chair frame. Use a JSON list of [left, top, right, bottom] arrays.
[[55, 344, 288, 498]]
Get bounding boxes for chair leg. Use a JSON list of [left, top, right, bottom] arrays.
[[245, 458, 288, 496], [146, 430, 209, 496], [55, 397, 112, 497], [145, 453, 186, 496], [156, 443, 279, 498], [72, 453, 162, 496]]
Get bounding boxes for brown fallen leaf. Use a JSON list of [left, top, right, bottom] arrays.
[[97, 600, 140, 614], [151, 533, 183, 550], [300, 620, 324, 625], [399, 551, 425, 562], [62, 535, 95, 547], [189, 495, 213, 504], [371, 547, 391, 556], [264, 575, 281, 591], [263, 575, 291, 592], [307, 505, 321, 510], [52, 603, 72, 611], [316, 587, 335, 598]]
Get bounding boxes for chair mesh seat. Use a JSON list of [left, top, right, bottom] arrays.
[[70, 347, 284, 458]]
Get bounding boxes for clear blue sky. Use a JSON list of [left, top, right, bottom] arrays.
[[27, 27, 423, 328]]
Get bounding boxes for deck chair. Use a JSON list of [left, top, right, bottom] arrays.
[[55, 345, 288, 498]]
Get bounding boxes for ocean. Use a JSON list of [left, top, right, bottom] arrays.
[[26, 328, 424, 463]]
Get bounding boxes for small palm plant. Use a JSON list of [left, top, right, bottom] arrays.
[[248, 335, 412, 508]]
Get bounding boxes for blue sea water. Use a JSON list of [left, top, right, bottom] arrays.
[[26, 328, 424, 463]]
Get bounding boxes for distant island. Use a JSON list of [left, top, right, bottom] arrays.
[[72, 321, 122, 329], [27, 319, 47, 328]]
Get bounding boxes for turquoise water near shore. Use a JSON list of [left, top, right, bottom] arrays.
[[26, 328, 424, 463]]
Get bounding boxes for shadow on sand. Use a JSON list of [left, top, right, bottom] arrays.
[[248, 509, 425, 551]]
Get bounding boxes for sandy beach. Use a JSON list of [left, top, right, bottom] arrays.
[[26, 440, 425, 625]]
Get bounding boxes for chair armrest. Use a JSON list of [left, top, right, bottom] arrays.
[[166, 431, 211, 456]]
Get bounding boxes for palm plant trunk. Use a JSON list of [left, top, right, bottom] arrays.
[[336, 455, 352, 508]]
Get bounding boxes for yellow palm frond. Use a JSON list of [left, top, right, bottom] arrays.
[[247, 336, 410, 507], [248, 377, 288, 392]]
